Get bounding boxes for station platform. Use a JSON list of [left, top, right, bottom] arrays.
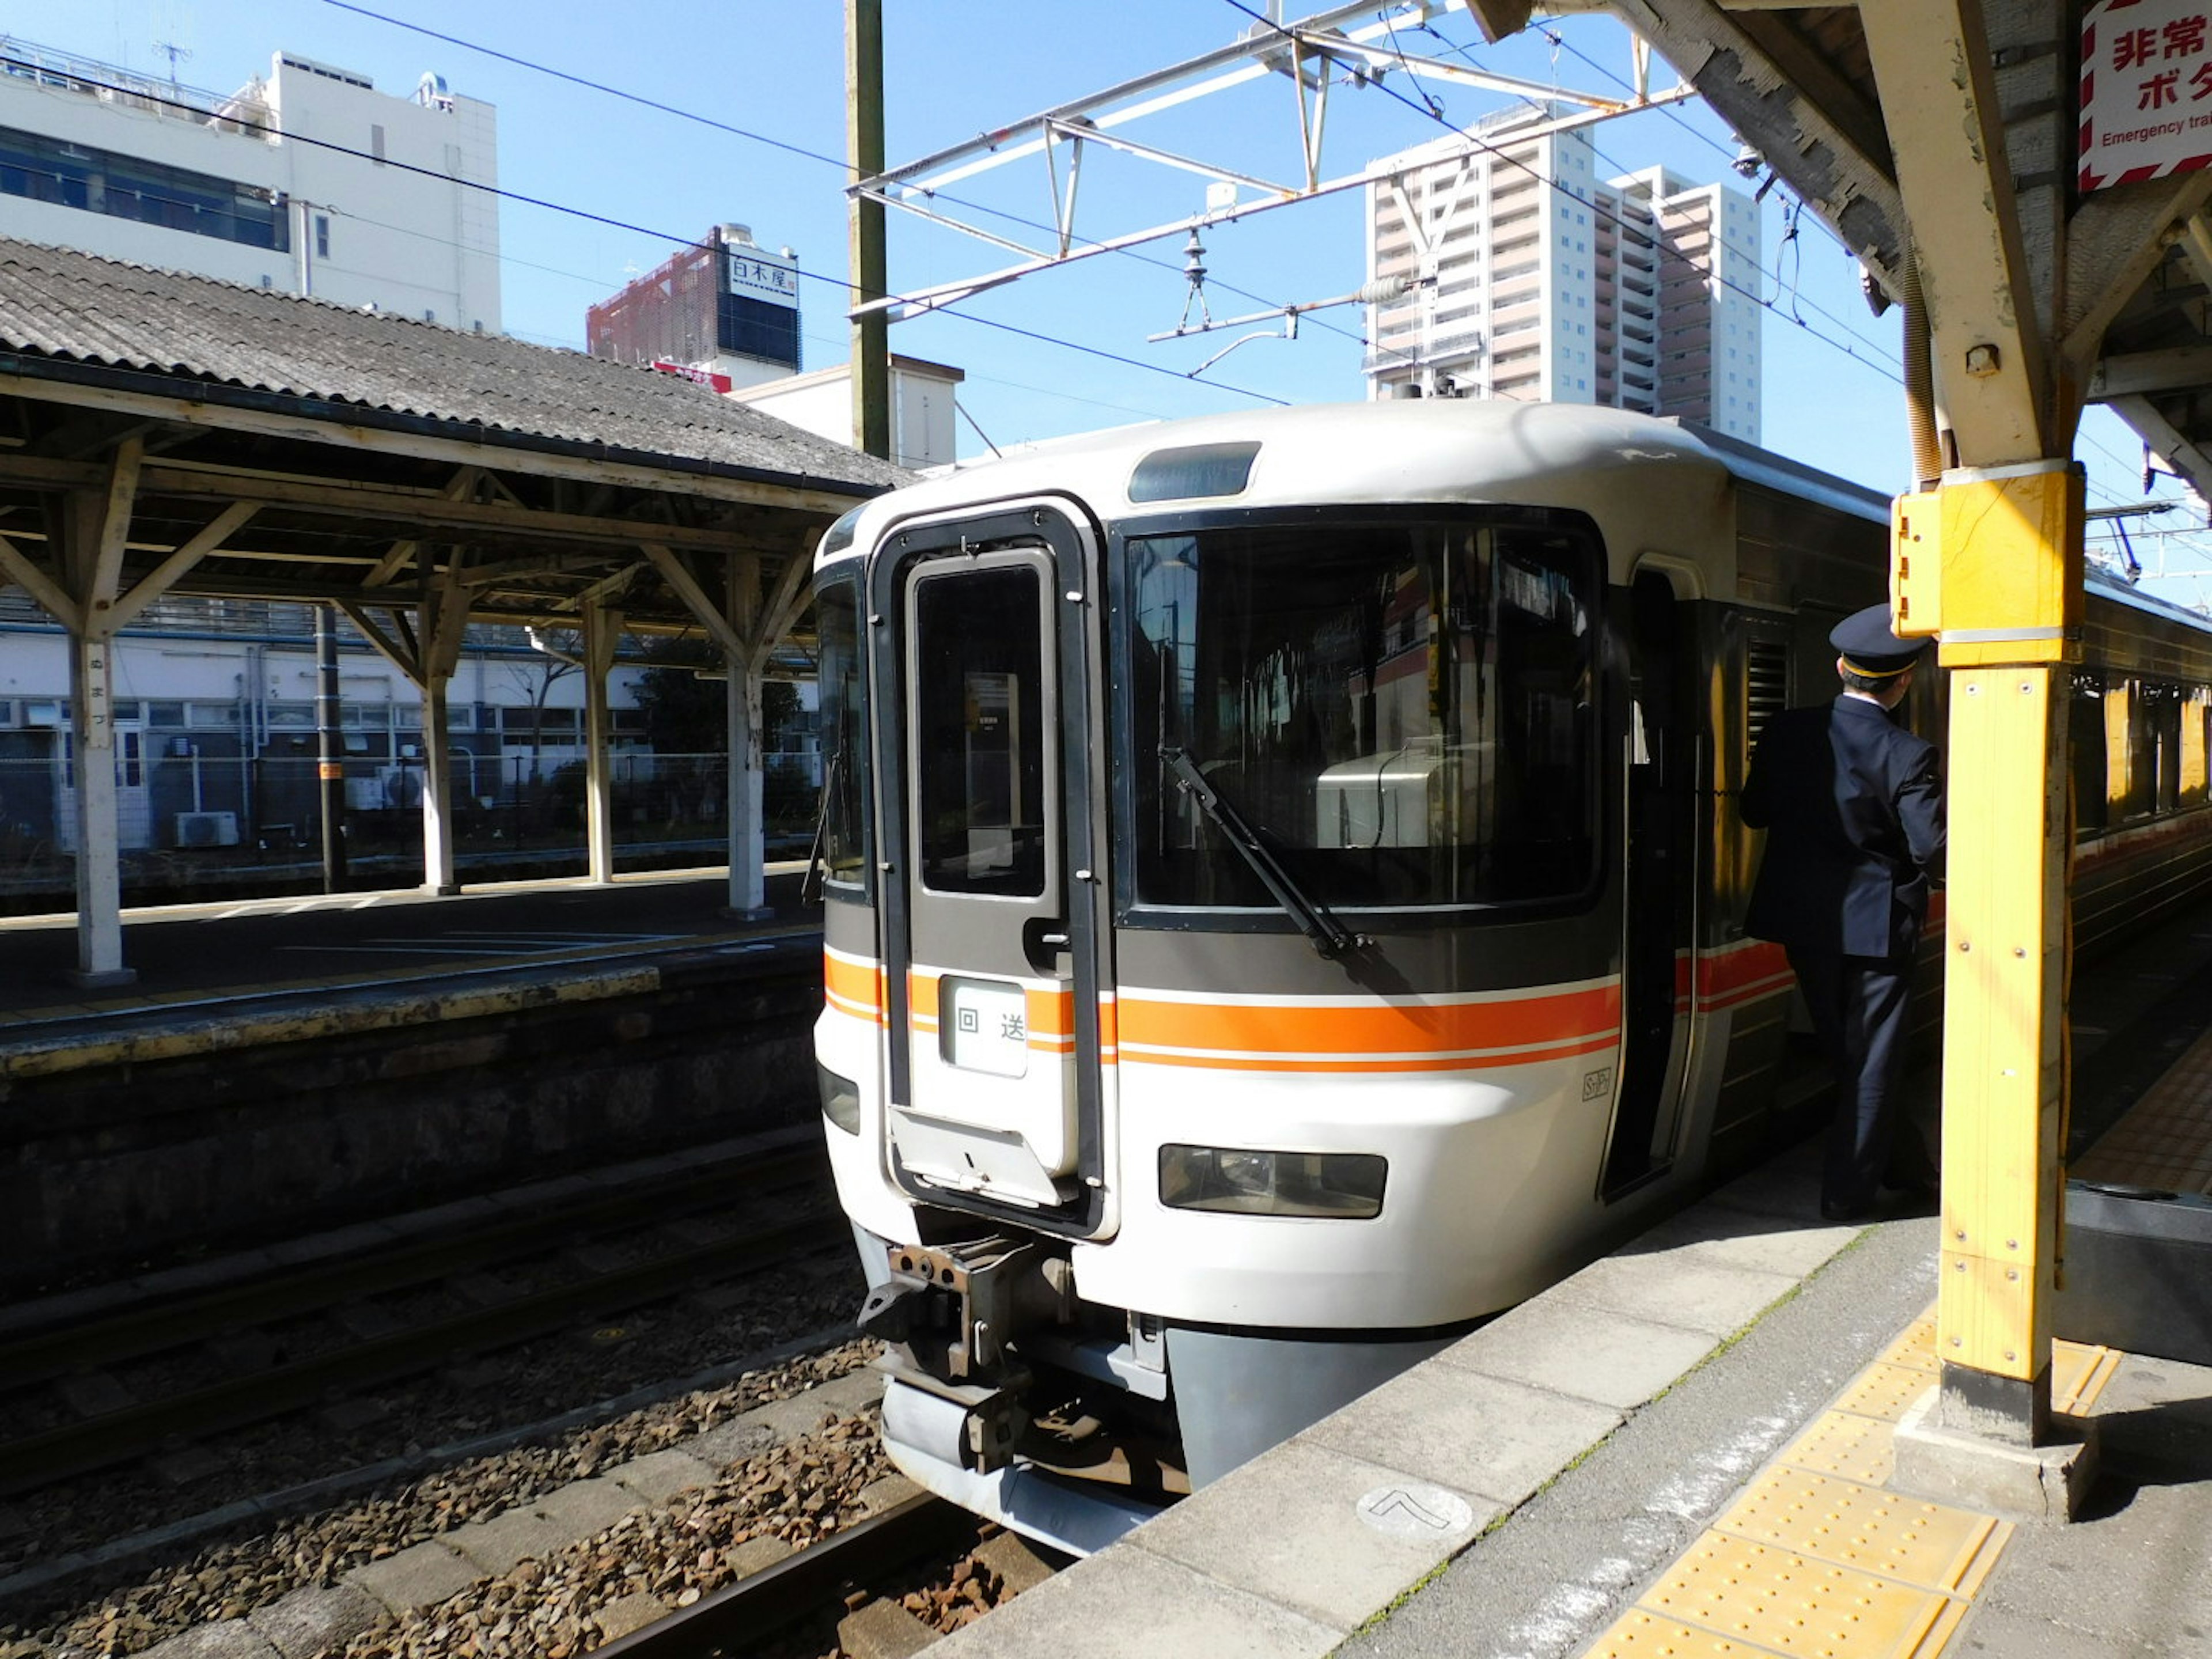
[[931, 1154, 2211, 1659], [0, 863, 814, 1032], [930, 895, 2212, 1659], [0, 865, 827, 1293]]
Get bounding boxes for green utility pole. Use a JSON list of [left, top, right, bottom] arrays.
[[846, 0, 891, 460]]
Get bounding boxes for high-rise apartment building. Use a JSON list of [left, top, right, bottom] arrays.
[[0, 39, 499, 331], [1365, 111, 1761, 442]]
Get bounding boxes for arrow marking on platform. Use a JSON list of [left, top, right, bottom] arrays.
[[1357, 1483, 1476, 1539]]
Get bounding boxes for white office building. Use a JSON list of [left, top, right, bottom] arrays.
[[0, 39, 499, 331], [1365, 111, 1761, 442]]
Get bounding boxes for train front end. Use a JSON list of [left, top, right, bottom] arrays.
[[810, 405, 1730, 1554]]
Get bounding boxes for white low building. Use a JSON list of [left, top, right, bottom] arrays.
[[726, 357, 965, 471], [0, 38, 499, 331]]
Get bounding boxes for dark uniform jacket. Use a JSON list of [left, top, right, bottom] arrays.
[[1741, 694, 1945, 961]]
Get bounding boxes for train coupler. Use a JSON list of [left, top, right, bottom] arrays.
[[855, 1235, 1075, 1382]]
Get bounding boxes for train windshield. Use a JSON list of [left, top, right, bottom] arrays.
[[1124, 513, 1600, 911], [815, 573, 872, 895]]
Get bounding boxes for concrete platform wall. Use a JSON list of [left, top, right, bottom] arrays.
[[0, 948, 820, 1289]]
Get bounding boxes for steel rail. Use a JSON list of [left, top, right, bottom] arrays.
[[0, 1147, 824, 1387], [592, 1492, 980, 1658], [0, 1210, 848, 1495]]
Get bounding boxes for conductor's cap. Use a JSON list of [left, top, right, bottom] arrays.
[[1830, 603, 1928, 679]]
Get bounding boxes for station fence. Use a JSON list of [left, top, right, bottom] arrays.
[[0, 749, 822, 907]]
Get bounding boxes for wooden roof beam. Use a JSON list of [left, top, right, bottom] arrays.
[[106, 499, 262, 632], [0, 529, 79, 630], [1609, 0, 1910, 295], [1859, 0, 2050, 464], [638, 542, 745, 658], [336, 599, 423, 685], [2109, 393, 2212, 503], [2090, 345, 2212, 402]]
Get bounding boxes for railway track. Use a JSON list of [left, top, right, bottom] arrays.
[[0, 1129, 845, 1496], [593, 1492, 987, 1659]]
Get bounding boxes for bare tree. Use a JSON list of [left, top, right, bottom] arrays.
[[507, 627, 582, 784]]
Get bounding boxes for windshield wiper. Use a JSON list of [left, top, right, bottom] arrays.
[[1160, 746, 1369, 960], [799, 751, 842, 907]]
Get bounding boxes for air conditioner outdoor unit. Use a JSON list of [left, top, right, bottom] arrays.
[[174, 810, 240, 849]]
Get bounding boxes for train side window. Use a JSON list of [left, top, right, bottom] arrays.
[[2149, 680, 2184, 815], [2186, 688, 2212, 810], [2112, 676, 2175, 822], [2071, 670, 2109, 836], [815, 575, 873, 896]]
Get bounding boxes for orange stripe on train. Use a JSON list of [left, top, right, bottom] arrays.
[[1122, 1031, 1619, 1073], [1116, 982, 1620, 1056], [823, 950, 885, 1024]]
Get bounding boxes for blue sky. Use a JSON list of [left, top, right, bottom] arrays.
[[37, 1, 2212, 604]]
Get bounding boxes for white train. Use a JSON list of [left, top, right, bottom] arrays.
[[806, 400, 2212, 1554]]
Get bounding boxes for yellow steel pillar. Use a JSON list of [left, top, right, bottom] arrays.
[[1894, 460, 2082, 1448]]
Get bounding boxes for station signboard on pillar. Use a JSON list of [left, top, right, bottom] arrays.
[[2081, 0, 2212, 191]]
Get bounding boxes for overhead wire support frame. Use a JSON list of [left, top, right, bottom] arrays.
[[844, 1, 1694, 323]]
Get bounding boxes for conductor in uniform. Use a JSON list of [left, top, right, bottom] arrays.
[[1741, 604, 1945, 1222]]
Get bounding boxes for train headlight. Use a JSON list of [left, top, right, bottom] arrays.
[[818, 1065, 862, 1135], [1158, 1145, 1387, 1219]]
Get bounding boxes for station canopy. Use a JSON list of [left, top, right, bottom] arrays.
[[0, 234, 908, 651]]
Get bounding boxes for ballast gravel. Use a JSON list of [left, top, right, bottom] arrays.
[[2, 1340, 887, 1659]]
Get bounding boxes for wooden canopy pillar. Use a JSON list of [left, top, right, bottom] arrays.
[[0, 471, 255, 984], [725, 555, 770, 919], [639, 541, 812, 919], [582, 599, 624, 887], [1854, 0, 2205, 1512], [1862, 0, 2075, 1488], [57, 435, 143, 987], [416, 555, 473, 896]]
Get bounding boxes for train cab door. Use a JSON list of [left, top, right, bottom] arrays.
[[868, 506, 1107, 1229], [1603, 566, 1700, 1197]]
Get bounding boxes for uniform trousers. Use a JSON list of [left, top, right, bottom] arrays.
[[1785, 946, 1914, 1210]]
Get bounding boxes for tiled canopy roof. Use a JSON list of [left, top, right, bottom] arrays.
[[0, 236, 907, 495]]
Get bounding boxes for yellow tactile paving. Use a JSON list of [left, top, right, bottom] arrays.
[[1877, 1318, 1938, 1375], [2050, 1340, 2123, 1416], [1634, 1533, 1968, 1659], [1712, 1470, 2009, 1599], [1832, 1363, 1938, 1425], [1578, 1302, 2096, 1659], [1777, 1410, 1896, 1487], [1582, 1609, 1797, 1656]]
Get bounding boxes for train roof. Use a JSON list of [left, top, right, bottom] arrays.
[[817, 400, 1754, 566], [1675, 422, 1893, 524], [816, 404, 2210, 641], [2089, 563, 2212, 631]]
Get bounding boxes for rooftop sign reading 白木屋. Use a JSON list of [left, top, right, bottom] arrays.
[[2081, 0, 2212, 191]]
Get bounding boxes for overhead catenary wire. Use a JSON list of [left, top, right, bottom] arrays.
[[1353, 6, 2162, 514], [1239, 1, 1908, 389], [315, 0, 1431, 376], [0, 51, 1293, 408], [39, 12, 2168, 514], [1519, 14, 2166, 511], [323, 0, 1904, 388], [299, 199, 1190, 423]]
